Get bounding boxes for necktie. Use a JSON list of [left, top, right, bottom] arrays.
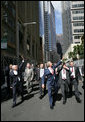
[[63, 69, 66, 80], [63, 69, 65, 74], [71, 67, 74, 78], [72, 67, 73, 72]]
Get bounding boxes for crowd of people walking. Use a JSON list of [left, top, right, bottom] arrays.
[[1, 56, 84, 109]]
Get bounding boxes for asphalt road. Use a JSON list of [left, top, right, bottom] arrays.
[[1, 81, 84, 121]]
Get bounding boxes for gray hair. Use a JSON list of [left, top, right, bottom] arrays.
[[47, 61, 51, 68]]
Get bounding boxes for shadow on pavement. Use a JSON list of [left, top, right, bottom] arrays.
[[24, 93, 34, 100]]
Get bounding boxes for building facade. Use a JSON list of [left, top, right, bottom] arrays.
[[1, 1, 41, 65], [71, 1, 84, 44], [56, 34, 63, 58], [39, 1, 58, 63], [61, 1, 84, 58], [1, 1, 16, 57]]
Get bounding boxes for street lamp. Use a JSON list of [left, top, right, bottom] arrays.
[[23, 22, 36, 26]]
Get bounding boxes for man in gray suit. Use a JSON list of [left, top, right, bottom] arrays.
[[24, 63, 34, 93]]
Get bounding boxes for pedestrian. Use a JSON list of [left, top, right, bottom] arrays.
[[9, 64, 13, 97], [81, 65, 84, 89], [9, 58, 25, 108], [57, 63, 71, 104], [42, 59, 63, 109], [68, 60, 82, 103], [5, 64, 12, 99], [24, 63, 34, 93], [31, 64, 35, 81], [35, 64, 40, 82], [54, 66, 60, 94], [39, 63, 44, 99]]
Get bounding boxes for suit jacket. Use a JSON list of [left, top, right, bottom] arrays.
[[9, 61, 25, 86], [24, 68, 34, 82], [42, 60, 62, 88], [35, 67, 40, 80], [69, 66, 81, 81], [57, 66, 71, 86]]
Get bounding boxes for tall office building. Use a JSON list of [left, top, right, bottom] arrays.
[[62, 1, 72, 56], [71, 1, 84, 44], [39, 1, 57, 63], [62, 1, 84, 58], [1, 1, 40, 65]]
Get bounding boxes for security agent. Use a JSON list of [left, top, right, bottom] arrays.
[[68, 60, 82, 103], [57, 63, 71, 104], [10, 59, 25, 108]]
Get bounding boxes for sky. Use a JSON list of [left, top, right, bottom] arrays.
[[51, 1, 63, 34]]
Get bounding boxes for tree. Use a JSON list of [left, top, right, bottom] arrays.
[[68, 35, 84, 60]]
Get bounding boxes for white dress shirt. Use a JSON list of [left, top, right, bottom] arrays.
[[62, 69, 66, 80]]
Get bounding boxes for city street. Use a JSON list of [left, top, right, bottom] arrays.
[[1, 81, 84, 121]]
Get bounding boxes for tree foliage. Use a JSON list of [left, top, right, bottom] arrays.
[[68, 35, 84, 60]]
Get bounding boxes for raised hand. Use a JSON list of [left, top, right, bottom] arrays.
[[42, 84, 44, 89]]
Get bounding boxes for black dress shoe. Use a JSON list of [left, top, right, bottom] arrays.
[[52, 102, 55, 106], [76, 97, 82, 103], [63, 100, 66, 104], [39, 95, 43, 99], [12, 104, 16, 108], [50, 106, 54, 109], [21, 97, 24, 102]]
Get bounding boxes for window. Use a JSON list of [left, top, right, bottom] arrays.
[[74, 42, 80, 44], [73, 22, 84, 26], [72, 4, 84, 8], [74, 29, 84, 33], [73, 16, 84, 20], [72, 9, 84, 14], [74, 36, 81, 39]]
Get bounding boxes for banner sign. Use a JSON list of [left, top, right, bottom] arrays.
[[1, 38, 7, 49]]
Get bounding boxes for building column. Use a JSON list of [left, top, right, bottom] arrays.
[[16, 2, 19, 61], [23, 2, 27, 59]]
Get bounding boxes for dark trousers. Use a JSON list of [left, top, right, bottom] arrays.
[[39, 78, 46, 96], [48, 87, 53, 107], [69, 78, 80, 99], [39, 79, 43, 96], [61, 80, 68, 101], [6, 76, 11, 96], [13, 81, 23, 105]]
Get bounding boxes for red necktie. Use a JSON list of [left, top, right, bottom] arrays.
[[63, 69, 65, 80], [63, 69, 65, 74], [72, 67, 74, 78], [72, 67, 73, 72]]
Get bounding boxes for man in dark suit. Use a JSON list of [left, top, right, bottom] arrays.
[[5, 64, 13, 98], [9, 57, 25, 108], [81, 65, 84, 89], [57, 63, 71, 104], [36, 64, 40, 81], [42, 59, 63, 109], [68, 60, 82, 103]]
